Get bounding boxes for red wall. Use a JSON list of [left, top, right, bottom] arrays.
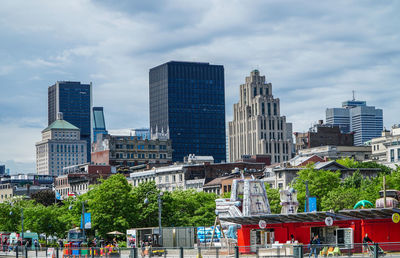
[[237, 219, 400, 254]]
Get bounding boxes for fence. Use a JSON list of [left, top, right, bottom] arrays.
[[0, 242, 400, 258]]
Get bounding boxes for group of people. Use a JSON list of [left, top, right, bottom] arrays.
[[1, 237, 40, 252], [307, 233, 375, 258]]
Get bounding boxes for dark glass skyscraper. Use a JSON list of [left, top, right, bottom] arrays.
[[149, 61, 226, 163], [93, 107, 108, 143], [48, 81, 92, 162]]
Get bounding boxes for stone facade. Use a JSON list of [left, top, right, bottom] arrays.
[[36, 113, 87, 176], [229, 70, 293, 163], [91, 134, 172, 167]]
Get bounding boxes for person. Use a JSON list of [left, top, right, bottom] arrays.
[[140, 241, 145, 257], [34, 239, 39, 251], [363, 233, 373, 253], [309, 235, 321, 258], [2, 237, 8, 252], [290, 234, 295, 244], [58, 239, 63, 248]]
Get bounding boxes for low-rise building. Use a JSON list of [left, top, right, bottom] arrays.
[[263, 160, 381, 190], [54, 164, 112, 199], [129, 162, 265, 192], [298, 145, 371, 161], [369, 126, 400, 165], [91, 134, 172, 167], [294, 121, 354, 153]]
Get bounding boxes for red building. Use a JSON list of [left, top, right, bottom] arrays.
[[222, 208, 400, 254]]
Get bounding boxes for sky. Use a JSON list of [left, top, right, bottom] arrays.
[[0, 0, 399, 173]]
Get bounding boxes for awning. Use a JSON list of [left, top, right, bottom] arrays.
[[219, 208, 400, 225]]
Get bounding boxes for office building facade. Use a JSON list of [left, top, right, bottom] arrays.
[[326, 99, 383, 146], [36, 113, 87, 176], [228, 70, 293, 163], [149, 61, 226, 163], [48, 81, 92, 162], [93, 107, 108, 143]]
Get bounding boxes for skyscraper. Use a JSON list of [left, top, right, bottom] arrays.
[[326, 99, 383, 146], [48, 81, 92, 162], [149, 61, 226, 163], [229, 70, 293, 163], [93, 107, 108, 143]]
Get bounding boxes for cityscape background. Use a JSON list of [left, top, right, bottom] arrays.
[[0, 0, 400, 173]]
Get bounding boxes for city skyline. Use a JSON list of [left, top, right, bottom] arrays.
[[0, 0, 399, 173]]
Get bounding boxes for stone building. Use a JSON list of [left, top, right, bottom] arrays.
[[229, 70, 293, 163], [91, 133, 172, 167], [36, 113, 87, 176]]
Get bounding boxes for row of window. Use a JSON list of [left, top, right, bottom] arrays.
[[115, 144, 166, 150], [114, 153, 168, 159]]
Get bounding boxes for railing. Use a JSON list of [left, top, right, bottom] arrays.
[[0, 242, 400, 258]]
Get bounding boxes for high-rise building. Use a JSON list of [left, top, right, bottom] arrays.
[[149, 61, 226, 163], [93, 107, 108, 143], [0, 165, 5, 175], [36, 113, 87, 176], [229, 70, 293, 163], [326, 98, 383, 146], [48, 81, 92, 162]]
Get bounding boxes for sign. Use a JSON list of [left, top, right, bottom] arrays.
[[325, 217, 334, 226], [304, 197, 317, 212], [392, 213, 400, 223], [259, 220, 267, 229], [81, 212, 91, 229], [47, 248, 55, 258]]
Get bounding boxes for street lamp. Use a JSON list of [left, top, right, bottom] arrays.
[[144, 191, 163, 246], [8, 202, 24, 242]]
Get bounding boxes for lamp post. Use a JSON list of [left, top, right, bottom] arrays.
[[9, 202, 24, 242], [144, 191, 163, 246]]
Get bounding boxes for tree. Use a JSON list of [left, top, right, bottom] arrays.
[[264, 184, 281, 214], [88, 174, 135, 237], [30, 189, 57, 206], [291, 166, 341, 211], [321, 187, 360, 211]]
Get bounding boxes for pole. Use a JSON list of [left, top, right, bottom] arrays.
[[305, 181, 310, 212], [158, 194, 162, 246], [383, 176, 387, 208], [82, 202, 86, 242], [21, 208, 24, 240]]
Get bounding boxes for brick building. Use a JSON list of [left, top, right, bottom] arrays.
[[294, 121, 354, 153]]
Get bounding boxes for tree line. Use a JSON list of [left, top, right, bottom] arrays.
[[0, 158, 398, 239]]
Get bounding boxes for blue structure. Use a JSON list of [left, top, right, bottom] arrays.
[[48, 81, 92, 162], [326, 98, 383, 146], [93, 107, 108, 143], [149, 61, 226, 163], [0, 165, 5, 175]]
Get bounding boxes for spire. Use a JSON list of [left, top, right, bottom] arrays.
[[352, 90, 355, 101]]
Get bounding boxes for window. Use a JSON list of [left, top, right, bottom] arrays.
[[278, 183, 283, 189], [253, 87, 257, 97], [260, 87, 263, 95], [179, 174, 183, 181], [398, 148, 400, 161], [173, 175, 176, 182], [391, 149, 395, 162]]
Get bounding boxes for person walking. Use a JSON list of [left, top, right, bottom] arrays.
[[309, 235, 321, 258]]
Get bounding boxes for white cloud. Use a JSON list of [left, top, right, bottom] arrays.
[[0, 0, 399, 172]]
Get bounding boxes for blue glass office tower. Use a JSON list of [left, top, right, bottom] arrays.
[[93, 107, 108, 143], [149, 61, 226, 163], [48, 81, 92, 162], [326, 99, 383, 146]]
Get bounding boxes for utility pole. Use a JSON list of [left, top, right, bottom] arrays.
[[82, 202, 86, 241], [158, 193, 163, 246], [383, 176, 387, 208], [305, 181, 310, 212]]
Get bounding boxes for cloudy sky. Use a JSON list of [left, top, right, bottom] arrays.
[[0, 0, 399, 173]]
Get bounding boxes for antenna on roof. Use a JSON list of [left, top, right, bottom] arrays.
[[352, 90, 355, 101]]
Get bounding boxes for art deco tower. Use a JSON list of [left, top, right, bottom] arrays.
[[229, 70, 293, 163]]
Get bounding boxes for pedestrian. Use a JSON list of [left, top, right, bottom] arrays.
[[290, 234, 295, 244], [2, 237, 8, 252], [309, 235, 321, 258], [141, 241, 146, 257]]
